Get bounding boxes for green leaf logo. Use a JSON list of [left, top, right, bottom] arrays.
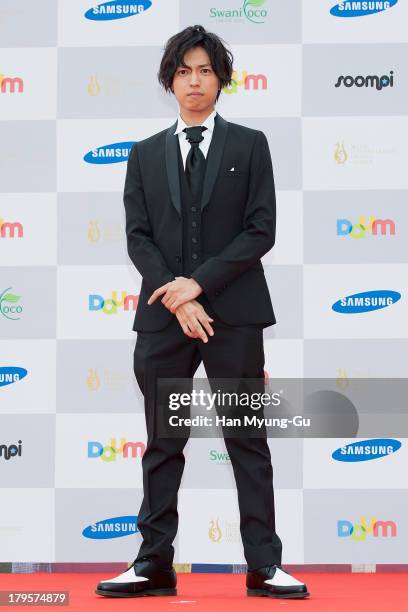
[[0, 287, 22, 320], [243, 0, 267, 24], [3, 293, 20, 304], [245, 0, 266, 7]]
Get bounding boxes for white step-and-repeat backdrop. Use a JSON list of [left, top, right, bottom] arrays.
[[1, 0, 407, 566]]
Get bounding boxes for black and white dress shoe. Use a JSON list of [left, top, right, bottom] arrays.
[[95, 556, 177, 597], [247, 564, 310, 599]]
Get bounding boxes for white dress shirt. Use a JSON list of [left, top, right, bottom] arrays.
[[173, 109, 217, 170]]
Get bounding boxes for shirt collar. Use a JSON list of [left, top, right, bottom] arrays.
[[173, 109, 217, 136]]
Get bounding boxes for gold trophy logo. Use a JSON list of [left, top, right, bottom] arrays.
[[209, 518, 222, 543], [334, 141, 348, 164], [88, 220, 101, 243], [87, 368, 101, 391], [88, 75, 101, 96]]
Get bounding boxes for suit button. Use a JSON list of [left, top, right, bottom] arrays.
[[191, 221, 197, 228], [175, 255, 181, 263], [192, 253, 198, 260], [191, 237, 197, 244], [215, 290, 220, 296], [191, 206, 197, 212]]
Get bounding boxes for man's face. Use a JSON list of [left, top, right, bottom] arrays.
[[171, 46, 220, 111]]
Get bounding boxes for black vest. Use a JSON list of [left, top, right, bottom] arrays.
[[176, 141, 215, 315]]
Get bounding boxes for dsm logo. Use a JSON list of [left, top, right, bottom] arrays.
[[332, 290, 401, 314], [0, 367, 28, 388], [332, 439, 401, 462], [82, 516, 138, 539], [85, 1, 152, 21], [330, 1, 398, 17]]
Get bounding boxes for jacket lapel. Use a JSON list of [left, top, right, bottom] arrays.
[[165, 112, 228, 217], [165, 119, 181, 216]]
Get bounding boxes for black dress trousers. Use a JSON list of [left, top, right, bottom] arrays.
[[133, 307, 283, 571]]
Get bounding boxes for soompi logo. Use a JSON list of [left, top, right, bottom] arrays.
[[0, 440, 22, 461], [88, 437, 146, 461], [337, 517, 397, 540], [334, 71, 394, 91], [88, 291, 138, 314], [84, 1, 152, 21]]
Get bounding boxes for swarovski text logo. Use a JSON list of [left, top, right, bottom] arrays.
[[210, 0, 269, 24], [209, 449, 230, 463], [335, 71, 394, 90]]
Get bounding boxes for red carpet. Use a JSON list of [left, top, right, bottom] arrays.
[[0, 572, 406, 611]]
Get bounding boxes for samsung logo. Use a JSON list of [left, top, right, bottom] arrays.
[[0, 367, 28, 387], [84, 1, 151, 21], [332, 290, 401, 313], [332, 439, 401, 462], [82, 516, 138, 539], [330, 1, 398, 17], [83, 142, 135, 164]]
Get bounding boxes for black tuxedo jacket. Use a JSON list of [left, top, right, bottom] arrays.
[[123, 112, 277, 332]]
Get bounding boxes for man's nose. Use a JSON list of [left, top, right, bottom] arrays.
[[189, 72, 201, 85]]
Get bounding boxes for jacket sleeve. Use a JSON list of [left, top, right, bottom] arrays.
[[123, 143, 175, 291], [190, 130, 276, 298]]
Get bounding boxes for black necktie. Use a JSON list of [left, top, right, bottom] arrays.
[[183, 125, 208, 201]]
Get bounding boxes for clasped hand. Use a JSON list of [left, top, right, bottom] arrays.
[[148, 276, 214, 343], [147, 276, 202, 312]]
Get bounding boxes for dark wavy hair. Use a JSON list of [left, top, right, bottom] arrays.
[[158, 25, 234, 102]]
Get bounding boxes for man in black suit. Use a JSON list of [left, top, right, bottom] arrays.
[[96, 25, 309, 600]]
